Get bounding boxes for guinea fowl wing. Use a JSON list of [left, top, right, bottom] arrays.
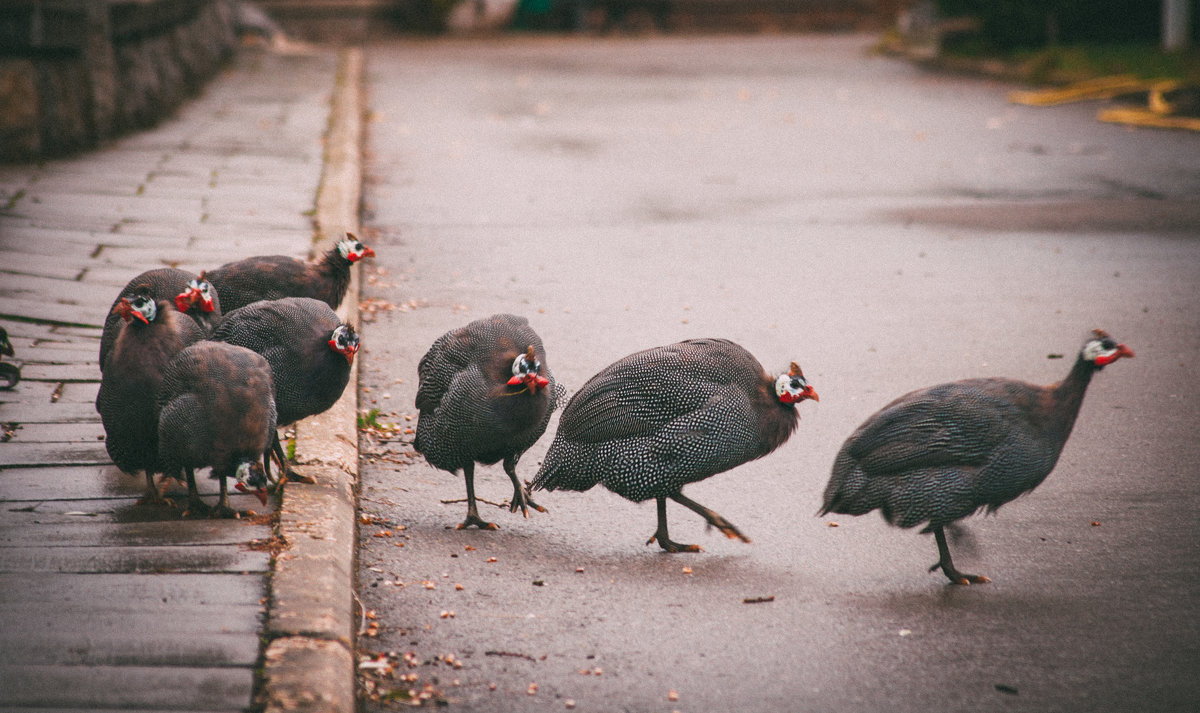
[[556, 345, 725, 444], [207, 256, 309, 312], [415, 330, 475, 413], [844, 383, 1014, 477]]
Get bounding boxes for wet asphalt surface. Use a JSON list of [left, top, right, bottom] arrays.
[[353, 34, 1200, 712]]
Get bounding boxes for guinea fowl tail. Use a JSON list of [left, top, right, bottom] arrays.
[[531, 444, 598, 493]]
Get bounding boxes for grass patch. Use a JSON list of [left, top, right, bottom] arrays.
[[357, 408, 382, 430], [944, 41, 1200, 85]]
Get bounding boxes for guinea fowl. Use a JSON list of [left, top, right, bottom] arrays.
[[210, 297, 358, 482], [414, 314, 565, 530], [532, 338, 819, 552], [95, 286, 206, 503], [0, 327, 18, 389], [820, 329, 1134, 584], [100, 268, 220, 369], [158, 341, 276, 517], [204, 233, 374, 313]]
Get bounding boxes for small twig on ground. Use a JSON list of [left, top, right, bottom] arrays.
[[742, 595, 775, 604], [485, 650, 539, 662], [440, 497, 508, 510]]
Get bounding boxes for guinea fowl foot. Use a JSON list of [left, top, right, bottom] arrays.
[[508, 485, 548, 518], [646, 532, 703, 553], [181, 498, 210, 519], [457, 513, 499, 531], [647, 497, 703, 553], [670, 492, 751, 544], [929, 561, 991, 585], [931, 526, 990, 584]]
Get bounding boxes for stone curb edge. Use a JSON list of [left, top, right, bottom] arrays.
[[261, 46, 365, 713]]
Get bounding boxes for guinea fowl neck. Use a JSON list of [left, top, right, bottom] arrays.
[[317, 245, 352, 293], [1045, 353, 1098, 443]]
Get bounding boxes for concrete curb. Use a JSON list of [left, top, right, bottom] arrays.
[[262, 46, 364, 713]]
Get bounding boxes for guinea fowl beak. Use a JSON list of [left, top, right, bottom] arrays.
[[806, 387, 820, 402], [507, 373, 548, 392], [235, 481, 270, 506], [362, 246, 376, 258], [1096, 344, 1135, 366]]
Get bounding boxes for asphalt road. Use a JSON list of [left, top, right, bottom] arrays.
[[354, 34, 1200, 712]]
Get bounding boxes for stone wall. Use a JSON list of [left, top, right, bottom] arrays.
[[0, 0, 236, 162]]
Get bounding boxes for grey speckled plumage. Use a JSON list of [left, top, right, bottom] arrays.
[[414, 313, 565, 530], [158, 341, 277, 516], [100, 268, 221, 369], [95, 295, 206, 501], [204, 235, 373, 314], [820, 330, 1134, 584], [210, 297, 356, 481], [532, 338, 818, 552]]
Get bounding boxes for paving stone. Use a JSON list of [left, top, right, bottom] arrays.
[[0, 664, 255, 710], [18, 363, 102, 382], [0, 251, 87, 280], [0, 297, 107, 328], [0, 399, 100, 423], [0, 543, 269, 574], [0, 441, 110, 467], [5, 422, 105, 442]]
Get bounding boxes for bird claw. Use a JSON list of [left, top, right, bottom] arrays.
[[508, 488, 548, 518], [457, 514, 499, 531], [646, 534, 703, 553], [931, 561, 990, 584]]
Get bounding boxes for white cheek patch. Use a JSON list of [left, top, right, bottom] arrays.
[[1082, 340, 1111, 362], [775, 373, 792, 398]]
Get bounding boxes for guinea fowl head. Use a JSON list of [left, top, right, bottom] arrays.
[[113, 286, 157, 325], [1081, 329, 1135, 369], [336, 233, 376, 263], [328, 324, 360, 365], [233, 461, 269, 505], [506, 345, 550, 393], [774, 362, 819, 405], [174, 273, 217, 313]]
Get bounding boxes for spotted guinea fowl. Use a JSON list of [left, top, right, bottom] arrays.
[[158, 341, 276, 517], [99, 268, 220, 369], [820, 329, 1134, 584], [95, 286, 206, 503], [532, 338, 818, 552], [414, 314, 565, 530], [0, 327, 19, 389], [210, 297, 358, 482], [204, 233, 374, 314]]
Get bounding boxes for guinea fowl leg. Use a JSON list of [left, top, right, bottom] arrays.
[[646, 497, 703, 553], [502, 454, 547, 518], [670, 491, 751, 544], [139, 471, 172, 507], [457, 463, 498, 530], [209, 476, 238, 519], [930, 525, 991, 585], [272, 432, 316, 485], [182, 467, 209, 517]]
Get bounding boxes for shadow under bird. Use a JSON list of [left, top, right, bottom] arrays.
[[532, 338, 819, 552], [414, 313, 565, 530], [95, 286, 206, 503], [204, 232, 374, 314], [0, 327, 19, 389], [820, 329, 1134, 584], [99, 268, 220, 370], [210, 296, 358, 482], [158, 341, 276, 517]]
